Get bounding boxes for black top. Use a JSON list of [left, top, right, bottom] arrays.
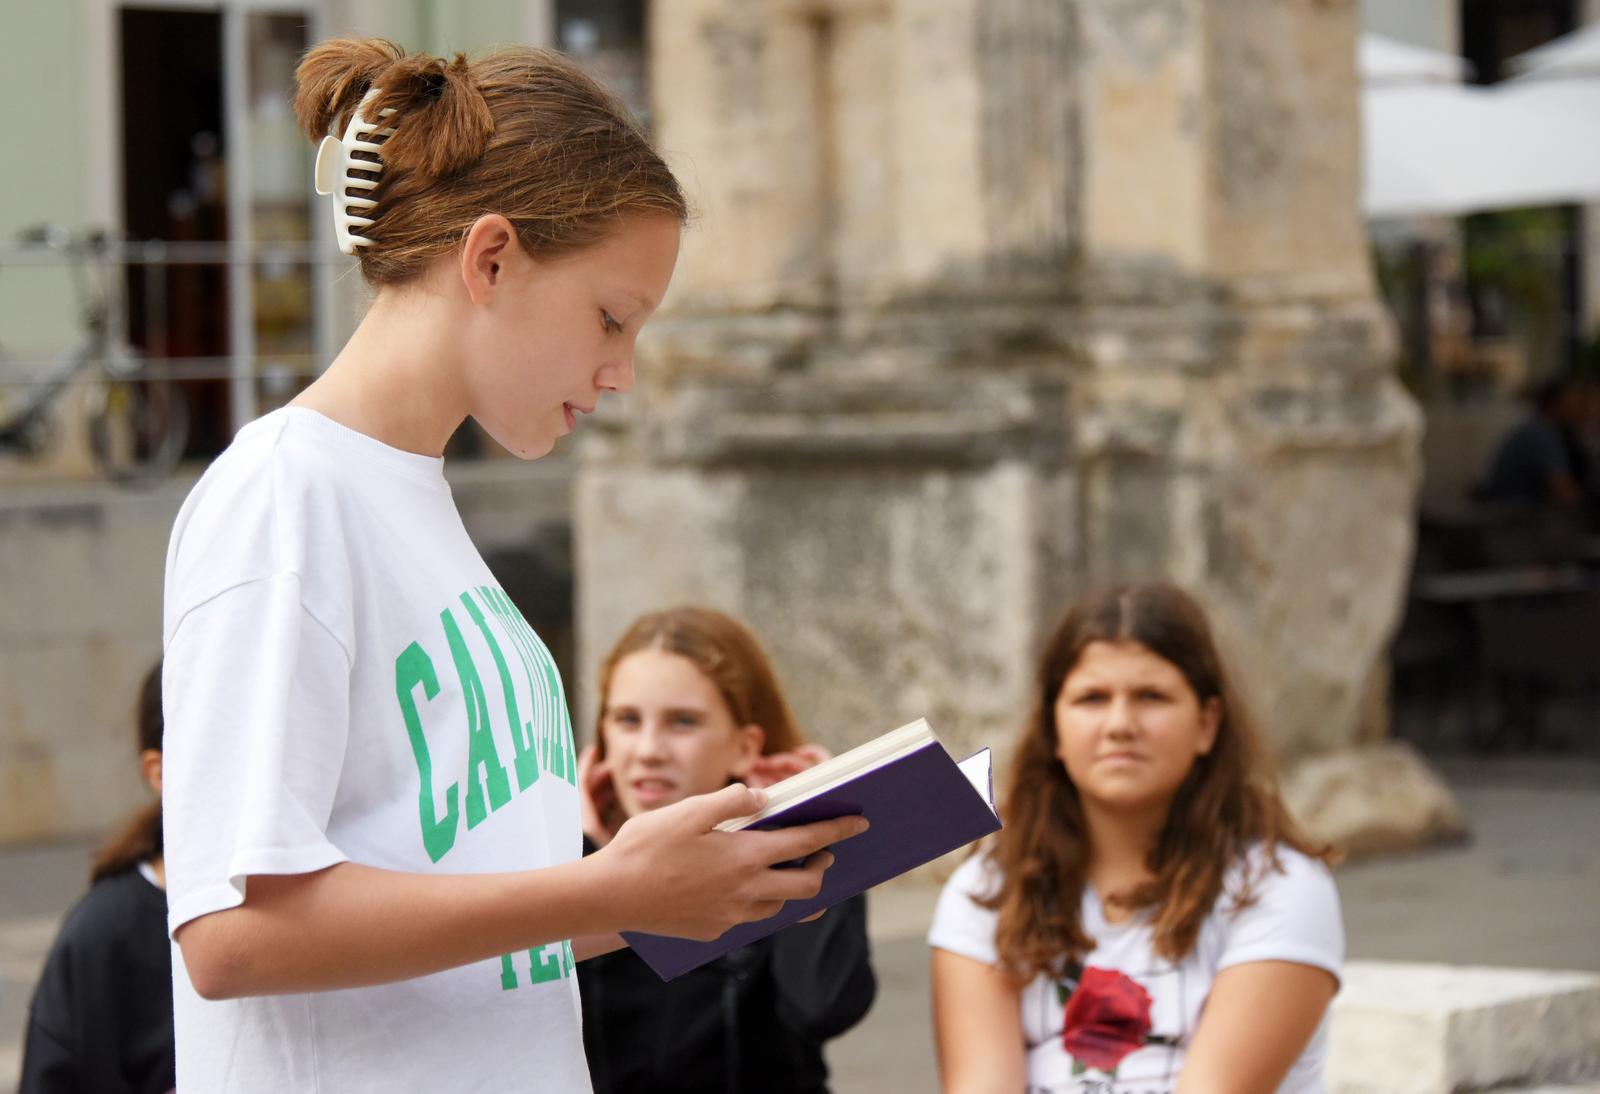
[[579, 841, 876, 1094], [19, 867, 175, 1094], [1482, 414, 1574, 504]]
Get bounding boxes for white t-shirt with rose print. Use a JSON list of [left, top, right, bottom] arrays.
[[928, 844, 1342, 1094], [163, 407, 590, 1093]]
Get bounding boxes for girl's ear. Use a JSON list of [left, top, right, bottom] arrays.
[[1196, 697, 1223, 756], [139, 748, 163, 795], [730, 723, 766, 778], [459, 213, 519, 304]]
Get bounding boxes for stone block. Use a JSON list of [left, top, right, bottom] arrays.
[[1329, 961, 1600, 1094]]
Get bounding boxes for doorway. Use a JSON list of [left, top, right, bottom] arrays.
[[120, 6, 230, 457]]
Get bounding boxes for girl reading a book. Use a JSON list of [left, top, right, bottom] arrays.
[[929, 583, 1342, 1093], [160, 38, 866, 1093], [578, 607, 877, 1094]]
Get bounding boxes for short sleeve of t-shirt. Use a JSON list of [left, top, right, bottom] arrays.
[[927, 853, 1004, 967], [1216, 847, 1344, 983], [163, 574, 354, 937]]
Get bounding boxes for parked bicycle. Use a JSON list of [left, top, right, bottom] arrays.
[[0, 224, 188, 484]]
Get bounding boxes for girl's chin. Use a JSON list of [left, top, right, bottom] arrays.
[[1079, 782, 1180, 815], [477, 424, 556, 461]]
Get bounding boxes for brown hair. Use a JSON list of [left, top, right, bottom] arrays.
[[593, 607, 806, 759], [91, 660, 163, 883], [293, 37, 687, 285], [983, 584, 1333, 979]]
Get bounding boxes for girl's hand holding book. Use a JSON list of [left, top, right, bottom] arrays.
[[593, 782, 868, 942]]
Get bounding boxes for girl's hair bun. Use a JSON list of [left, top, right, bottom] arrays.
[[367, 51, 493, 179], [293, 38, 492, 181], [292, 35, 685, 285]]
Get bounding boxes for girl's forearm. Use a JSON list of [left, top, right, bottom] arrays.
[[177, 855, 623, 999], [175, 786, 867, 1000]]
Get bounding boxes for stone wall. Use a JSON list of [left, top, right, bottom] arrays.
[[0, 459, 573, 845]]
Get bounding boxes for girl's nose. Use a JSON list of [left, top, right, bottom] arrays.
[[1104, 694, 1137, 736], [634, 719, 670, 759], [599, 351, 636, 394]]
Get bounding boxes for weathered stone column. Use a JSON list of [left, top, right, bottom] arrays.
[[577, 0, 1455, 847]]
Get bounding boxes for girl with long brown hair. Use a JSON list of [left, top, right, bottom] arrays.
[[576, 607, 875, 1093], [929, 584, 1342, 1093], [160, 38, 865, 1092]]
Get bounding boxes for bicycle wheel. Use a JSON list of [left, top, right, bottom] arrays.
[[84, 359, 189, 485]]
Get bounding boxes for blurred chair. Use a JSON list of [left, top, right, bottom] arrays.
[[1419, 502, 1585, 570], [1469, 591, 1600, 750], [1389, 597, 1474, 749]]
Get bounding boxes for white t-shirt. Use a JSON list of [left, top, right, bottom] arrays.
[[928, 845, 1342, 1094], [162, 407, 590, 1093]]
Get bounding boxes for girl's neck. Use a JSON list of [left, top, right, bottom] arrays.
[[291, 284, 470, 457], [1081, 798, 1168, 920]]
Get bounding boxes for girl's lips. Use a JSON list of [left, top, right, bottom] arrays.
[[630, 777, 678, 805], [1097, 752, 1147, 765], [563, 403, 595, 432]]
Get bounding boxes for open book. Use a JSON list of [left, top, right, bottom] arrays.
[[621, 717, 1001, 981]]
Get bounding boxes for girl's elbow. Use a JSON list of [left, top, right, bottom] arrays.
[[820, 968, 878, 1038], [176, 916, 253, 1000], [790, 963, 877, 1040]]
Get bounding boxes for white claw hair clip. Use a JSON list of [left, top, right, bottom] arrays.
[[314, 89, 396, 254]]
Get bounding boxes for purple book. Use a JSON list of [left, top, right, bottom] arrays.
[[622, 719, 1001, 981]]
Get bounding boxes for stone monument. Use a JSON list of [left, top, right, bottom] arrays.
[[577, 0, 1453, 847]]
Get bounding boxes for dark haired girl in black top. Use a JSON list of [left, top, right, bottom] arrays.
[[20, 661, 175, 1094]]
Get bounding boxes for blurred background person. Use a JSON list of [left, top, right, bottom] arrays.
[[19, 661, 174, 1094], [1476, 375, 1597, 514], [929, 585, 1342, 1093], [578, 607, 875, 1094]]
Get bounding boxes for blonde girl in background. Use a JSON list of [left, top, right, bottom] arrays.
[[578, 607, 875, 1094]]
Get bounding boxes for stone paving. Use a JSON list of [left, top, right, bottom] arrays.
[[1, 756, 1596, 1092]]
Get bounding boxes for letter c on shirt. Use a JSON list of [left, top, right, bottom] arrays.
[[396, 642, 459, 863]]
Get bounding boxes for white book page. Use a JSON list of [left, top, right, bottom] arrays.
[[957, 748, 996, 813]]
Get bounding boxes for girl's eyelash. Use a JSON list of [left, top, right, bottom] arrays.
[[602, 310, 623, 334]]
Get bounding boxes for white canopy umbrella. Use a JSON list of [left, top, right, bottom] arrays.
[[1359, 34, 1472, 86], [1506, 20, 1600, 80], [1361, 33, 1600, 218], [1494, 19, 1600, 188]]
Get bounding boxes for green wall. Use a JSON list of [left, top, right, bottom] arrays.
[[0, 2, 88, 356]]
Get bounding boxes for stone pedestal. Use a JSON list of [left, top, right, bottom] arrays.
[[577, 0, 1433, 825]]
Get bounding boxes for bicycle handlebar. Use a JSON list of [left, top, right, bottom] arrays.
[[15, 224, 110, 254]]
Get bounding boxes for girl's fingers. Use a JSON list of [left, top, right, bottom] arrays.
[[748, 818, 866, 870]]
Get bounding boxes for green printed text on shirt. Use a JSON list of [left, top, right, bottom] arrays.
[[394, 585, 578, 864]]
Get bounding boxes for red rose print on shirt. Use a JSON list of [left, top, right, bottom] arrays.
[[1060, 966, 1154, 1074]]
